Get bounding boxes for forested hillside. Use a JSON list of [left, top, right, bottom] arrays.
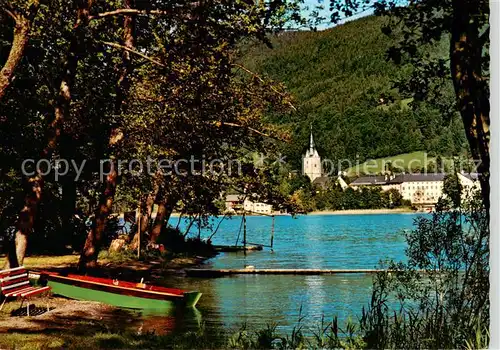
[[242, 15, 467, 169]]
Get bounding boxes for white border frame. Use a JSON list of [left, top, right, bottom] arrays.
[[490, 0, 499, 348]]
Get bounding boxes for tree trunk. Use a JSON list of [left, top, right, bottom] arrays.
[[450, 0, 490, 209], [149, 195, 178, 244], [4, 2, 91, 268], [78, 2, 136, 270], [0, 3, 39, 100], [183, 214, 198, 238], [129, 177, 161, 250], [79, 165, 119, 269]]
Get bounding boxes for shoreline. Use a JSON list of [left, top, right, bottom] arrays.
[[171, 208, 418, 217], [4, 252, 212, 277], [307, 208, 416, 215]]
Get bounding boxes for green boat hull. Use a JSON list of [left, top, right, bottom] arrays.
[[47, 280, 202, 311]]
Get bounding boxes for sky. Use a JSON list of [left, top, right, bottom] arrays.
[[301, 0, 375, 30]]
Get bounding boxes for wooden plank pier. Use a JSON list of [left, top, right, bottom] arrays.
[[185, 268, 392, 277]]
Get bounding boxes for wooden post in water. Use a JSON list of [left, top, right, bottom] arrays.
[[270, 215, 275, 251], [137, 207, 141, 259], [198, 215, 201, 240], [243, 211, 247, 255]]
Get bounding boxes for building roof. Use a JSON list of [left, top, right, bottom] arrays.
[[350, 173, 451, 186], [225, 194, 244, 202], [312, 176, 330, 185], [460, 172, 479, 181], [350, 175, 387, 186], [304, 124, 320, 158], [389, 173, 447, 183], [312, 176, 330, 189]]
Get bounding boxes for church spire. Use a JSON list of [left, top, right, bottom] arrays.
[[309, 123, 315, 152]]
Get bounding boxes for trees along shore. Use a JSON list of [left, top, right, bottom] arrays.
[[0, 0, 305, 269]]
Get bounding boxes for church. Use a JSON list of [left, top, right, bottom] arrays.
[[302, 125, 322, 183], [302, 125, 348, 190]]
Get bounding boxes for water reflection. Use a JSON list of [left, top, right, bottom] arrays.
[[146, 214, 424, 333]]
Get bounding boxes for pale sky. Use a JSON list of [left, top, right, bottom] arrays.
[[301, 0, 375, 30]]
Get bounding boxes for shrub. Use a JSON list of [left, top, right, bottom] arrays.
[[360, 188, 489, 348]]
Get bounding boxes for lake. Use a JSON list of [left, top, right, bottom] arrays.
[[148, 213, 425, 334]]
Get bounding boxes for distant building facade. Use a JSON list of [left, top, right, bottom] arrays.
[[243, 199, 273, 215], [301, 125, 350, 190], [349, 172, 479, 207], [396, 173, 446, 204], [224, 194, 273, 215]]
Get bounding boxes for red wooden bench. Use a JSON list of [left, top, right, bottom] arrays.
[[0, 266, 51, 316]]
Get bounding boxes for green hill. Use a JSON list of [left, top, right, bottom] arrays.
[[241, 15, 467, 170]]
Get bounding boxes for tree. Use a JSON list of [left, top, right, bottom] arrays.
[[78, 0, 137, 270], [4, 0, 94, 268], [386, 188, 403, 207], [0, 0, 304, 268], [442, 173, 463, 209], [0, 0, 40, 100]]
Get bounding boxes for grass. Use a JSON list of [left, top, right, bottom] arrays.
[[2, 249, 204, 272], [0, 333, 66, 350], [3, 253, 132, 270], [0, 317, 358, 350], [22, 254, 79, 269], [0, 331, 144, 350], [0, 321, 227, 349]]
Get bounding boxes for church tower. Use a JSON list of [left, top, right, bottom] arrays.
[[302, 124, 322, 182]]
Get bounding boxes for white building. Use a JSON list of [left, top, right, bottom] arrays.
[[349, 172, 480, 207], [396, 174, 446, 204], [224, 194, 273, 215], [303, 125, 322, 183], [243, 199, 273, 215]]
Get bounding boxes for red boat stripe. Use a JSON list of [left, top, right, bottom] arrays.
[[48, 275, 185, 299], [62, 274, 185, 295], [21, 286, 50, 297]]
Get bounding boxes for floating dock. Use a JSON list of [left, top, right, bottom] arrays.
[[185, 268, 391, 277]]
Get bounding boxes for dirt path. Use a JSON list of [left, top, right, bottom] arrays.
[[0, 297, 142, 334]]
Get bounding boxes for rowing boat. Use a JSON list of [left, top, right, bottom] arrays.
[[40, 272, 202, 311]]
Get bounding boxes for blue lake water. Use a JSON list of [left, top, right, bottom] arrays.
[[158, 213, 426, 334]]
